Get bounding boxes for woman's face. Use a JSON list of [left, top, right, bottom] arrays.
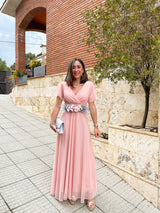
[[72, 60, 83, 80]]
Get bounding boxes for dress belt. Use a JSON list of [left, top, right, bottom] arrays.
[[64, 104, 87, 112]]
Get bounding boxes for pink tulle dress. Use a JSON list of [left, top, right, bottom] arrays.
[[50, 81, 97, 203]]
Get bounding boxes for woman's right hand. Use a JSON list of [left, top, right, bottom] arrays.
[[50, 96, 62, 133], [50, 123, 58, 133]]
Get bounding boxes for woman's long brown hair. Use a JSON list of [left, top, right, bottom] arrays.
[[65, 58, 88, 87]]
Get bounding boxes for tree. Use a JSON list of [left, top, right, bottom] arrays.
[[10, 52, 35, 71], [25, 52, 35, 64], [10, 62, 15, 71], [0, 58, 9, 71], [82, 0, 160, 128]]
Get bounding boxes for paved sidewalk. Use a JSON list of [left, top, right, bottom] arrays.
[[0, 95, 160, 213]]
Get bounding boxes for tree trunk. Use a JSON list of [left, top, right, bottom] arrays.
[[141, 82, 150, 128]]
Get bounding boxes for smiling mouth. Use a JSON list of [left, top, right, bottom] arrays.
[[73, 72, 80, 76]]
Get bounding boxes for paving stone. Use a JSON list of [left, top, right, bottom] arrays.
[[49, 130, 57, 137], [11, 133, 34, 141], [0, 114, 5, 119], [112, 180, 144, 207], [96, 190, 135, 213], [7, 149, 36, 164], [131, 208, 144, 213], [0, 148, 4, 155], [0, 154, 14, 169], [0, 119, 10, 125], [97, 166, 122, 188], [21, 125, 40, 132], [96, 181, 108, 198], [30, 170, 52, 194], [16, 112, 33, 118], [3, 113, 19, 119], [75, 205, 103, 213], [47, 143, 56, 151], [8, 117, 25, 123], [137, 200, 160, 213], [29, 129, 51, 138], [95, 158, 105, 170], [5, 127, 26, 135], [41, 154, 54, 168], [38, 135, 57, 144], [25, 118, 42, 124], [0, 196, 10, 213], [0, 165, 26, 187], [0, 128, 8, 136], [0, 135, 17, 144], [37, 122, 50, 128], [1, 112, 17, 117], [0, 179, 42, 210], [45, 193, 85, 213], [15, 121, 32, 127], [0, 122, 18, 129], [29, 145, 53, 157], [18, 138, 43, 148], [0, 141, 25, 153], [12, 196, 59, 213], [17, 158, 50, 177], [30, 122, 49, 129]]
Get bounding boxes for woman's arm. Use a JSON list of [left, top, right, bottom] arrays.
[[50, 96, 62, 132], [89, 102, 101, 138]]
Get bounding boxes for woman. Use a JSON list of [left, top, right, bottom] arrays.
[[50, 58, 101, 211]]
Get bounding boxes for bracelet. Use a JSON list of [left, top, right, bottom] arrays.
[[94, 123, 98, 127]]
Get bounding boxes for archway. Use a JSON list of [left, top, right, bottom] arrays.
[[16, 7, 46, 78]]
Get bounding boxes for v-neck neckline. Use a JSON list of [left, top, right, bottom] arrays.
[[68, 81, 87, 96]]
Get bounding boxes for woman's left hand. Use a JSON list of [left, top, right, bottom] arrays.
[[94, 127, 101, 138]]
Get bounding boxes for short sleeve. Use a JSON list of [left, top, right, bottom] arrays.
[[56, 82, 64, 100], [88, 82, 97, 103]]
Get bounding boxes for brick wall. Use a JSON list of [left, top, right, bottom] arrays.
[[46, 0, 102, 75], [15, 0, 102, 75], [15, 0, 47, 72]]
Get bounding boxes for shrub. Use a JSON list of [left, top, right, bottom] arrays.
[[12, 70, 26, 78], [29, 60, 41, 68]]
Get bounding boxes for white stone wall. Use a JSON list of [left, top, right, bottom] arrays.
[[92, 125, 159, 208], [96, 79, 158, 134], [11, 73, 158, 133]]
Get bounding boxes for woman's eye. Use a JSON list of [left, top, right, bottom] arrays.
[[73, 65, 81, 69]]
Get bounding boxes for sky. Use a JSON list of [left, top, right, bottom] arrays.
[[0, 0, 46, 67]]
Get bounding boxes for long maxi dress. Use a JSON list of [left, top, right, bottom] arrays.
[[50, 80, 97, 203]]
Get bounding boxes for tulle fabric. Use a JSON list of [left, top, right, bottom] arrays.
[[50, 81, 97, 203]]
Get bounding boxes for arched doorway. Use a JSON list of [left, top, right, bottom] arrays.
[[16, 7, 46, 77]]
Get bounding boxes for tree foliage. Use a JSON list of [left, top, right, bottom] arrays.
[[10, 53, 36, 71], [0, 58, 9, 71], [25, 52, 35, 64], [10, 63, 15, 71], [82, 0, 160, 128]]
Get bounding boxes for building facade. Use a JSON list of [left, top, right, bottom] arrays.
[[1, 0, 102, 76]]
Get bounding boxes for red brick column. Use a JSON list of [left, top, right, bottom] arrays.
[[15, 26, 25, 83]]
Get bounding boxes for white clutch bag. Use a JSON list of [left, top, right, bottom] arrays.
[[54, 117, 64, 134]]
